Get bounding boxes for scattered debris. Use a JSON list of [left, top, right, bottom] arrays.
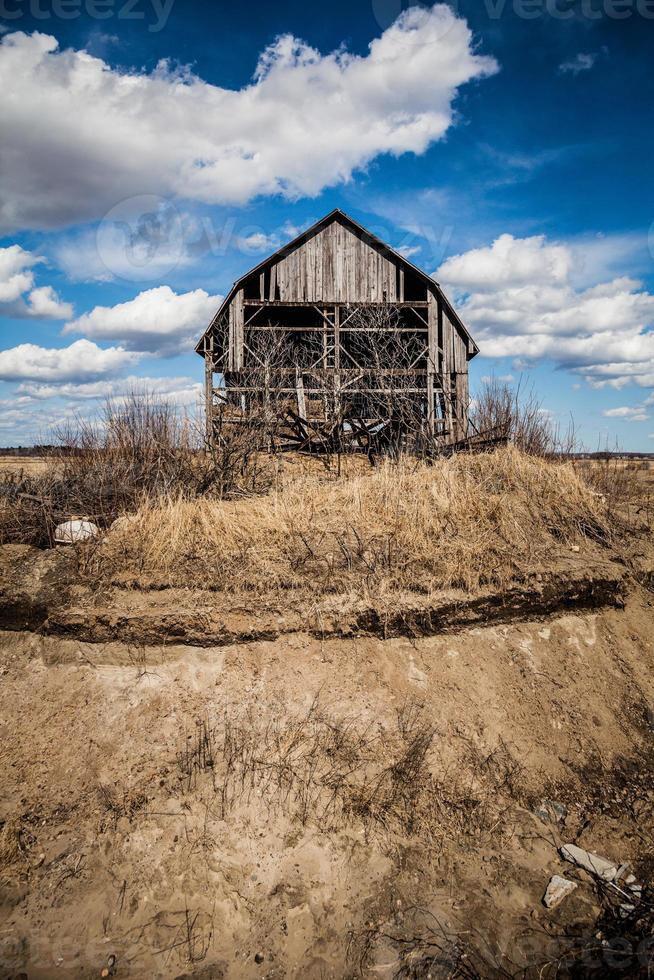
[[543, 875, 578, 909], [54, 520, 100, 544], [100, 953, 117, 977], [535, 799, 568, 825], [560, 844, 621, 882]]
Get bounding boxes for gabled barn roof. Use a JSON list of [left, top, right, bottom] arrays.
[[196, 209, 477, 357]]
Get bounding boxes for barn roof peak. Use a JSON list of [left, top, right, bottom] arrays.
[[196, 208, 476, 356]]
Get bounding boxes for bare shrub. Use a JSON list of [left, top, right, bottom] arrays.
[[52, 392, 202, 516], [0, 388, 278, 546], [471, 377, 574, 457], [0, 392, 199, 545]]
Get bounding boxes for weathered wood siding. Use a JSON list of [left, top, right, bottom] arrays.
[[267, 222, 401, 303]]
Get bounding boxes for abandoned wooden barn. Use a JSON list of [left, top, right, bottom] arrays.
[[196, 209, 478, 451]]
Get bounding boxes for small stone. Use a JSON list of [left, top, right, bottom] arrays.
[[254, 952, 264, 964], [543, 875, 578, 909]]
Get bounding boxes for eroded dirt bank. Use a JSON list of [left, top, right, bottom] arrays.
[[1, 593, 654, 979]]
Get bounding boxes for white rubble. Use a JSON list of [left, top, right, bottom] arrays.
[[54, 519, 100, 544], [560, 844, 620, 882], [543, 875, 578, 909]]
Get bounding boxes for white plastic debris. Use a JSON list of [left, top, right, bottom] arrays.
[[560, 844, 619, 882], [54, 519, 100, 544], [543, 875, 578, 909]]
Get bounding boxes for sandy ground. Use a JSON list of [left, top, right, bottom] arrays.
[[1, 593, 653, 978]]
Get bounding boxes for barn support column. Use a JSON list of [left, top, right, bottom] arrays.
[[427, 293, 438, 438], [334, 304, 341, 423], [234, 289, 245, 371], [204, 333, 214, 446], [295, 368, 307, 420]]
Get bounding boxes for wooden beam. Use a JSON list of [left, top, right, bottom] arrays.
[[242, 299, 429, 308]]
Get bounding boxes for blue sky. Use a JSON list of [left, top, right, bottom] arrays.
[[1, 0, 653, 448]]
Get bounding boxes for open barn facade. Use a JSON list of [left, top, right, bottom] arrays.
[[196, 210, 478, 451]]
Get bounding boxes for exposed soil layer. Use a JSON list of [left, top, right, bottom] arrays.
[[0, 544, 634, 648], [1, 588, 653, 978]]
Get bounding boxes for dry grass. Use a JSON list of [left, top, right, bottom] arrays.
[[99, 446, 611, 596], [576, 457, 649, 508], [0, 455, 54, 478]]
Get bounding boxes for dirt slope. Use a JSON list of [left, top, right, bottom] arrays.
[[1, 591, 653, 978]]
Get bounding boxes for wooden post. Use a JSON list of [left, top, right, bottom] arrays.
[[234, 289, 244, 371], [334, 303, 341, 423], [427, 293, 437, 438], [204, 334, 214, 447], [295, 368, 307, 420]]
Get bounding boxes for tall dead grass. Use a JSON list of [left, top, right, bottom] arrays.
[[100, 446, 611, 596]]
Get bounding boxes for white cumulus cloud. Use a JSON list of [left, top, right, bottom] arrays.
[[436, 234, 654, 389], [62, 286, 221, 355], [603, 406, 649, 422], [0, 339, 140, 383], [0, 8, 497, 231], [0, 244, 72, 318]]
